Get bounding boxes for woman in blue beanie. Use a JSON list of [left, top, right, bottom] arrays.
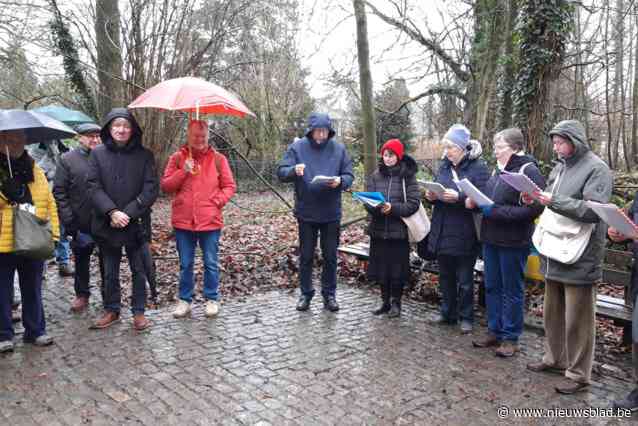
[[424, 124, 490, 333]]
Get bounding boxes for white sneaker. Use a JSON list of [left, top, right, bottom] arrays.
[[172, 300, 191, 318], [204, 300, 219, 318]]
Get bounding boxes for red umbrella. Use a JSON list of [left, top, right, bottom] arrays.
[[128, 76, 255, 118]]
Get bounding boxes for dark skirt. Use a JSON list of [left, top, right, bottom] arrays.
[[367, 238, 410, 284]]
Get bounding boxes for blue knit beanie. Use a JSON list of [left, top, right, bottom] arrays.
[[444, 124, 471, 151]]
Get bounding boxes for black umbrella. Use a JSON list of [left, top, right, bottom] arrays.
[[0, 109, 77, 144]]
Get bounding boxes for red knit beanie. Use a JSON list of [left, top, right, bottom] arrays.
[[380, 139, 404, 160]]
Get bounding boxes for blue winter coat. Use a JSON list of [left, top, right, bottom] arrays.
[[427, 142, 490, 257], [480, 154, 546, 248], [277, 113, 354, 223]]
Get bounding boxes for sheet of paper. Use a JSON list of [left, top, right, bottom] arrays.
[[418, 180, 446, 195], [454, 178, 494, 207], [586, 201, 638, 239], [499, 171, 542, 195], [311, 175, 338, 184]]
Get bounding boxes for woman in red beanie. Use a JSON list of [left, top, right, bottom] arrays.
[[363, 139, 421, 317]]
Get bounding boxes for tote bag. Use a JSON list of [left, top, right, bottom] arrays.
[[13, 205, 55, 260], [401, 179, 430, 243], [531, 171, 594, 265]]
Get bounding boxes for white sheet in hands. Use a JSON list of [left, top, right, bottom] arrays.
[[453, 178, 494, 207], [586, 201, 638, 239]]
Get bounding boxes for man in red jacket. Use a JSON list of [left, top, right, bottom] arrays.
[[161, 120, 236, 318]]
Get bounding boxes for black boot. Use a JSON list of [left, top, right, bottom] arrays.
[[372, 281, 391, 315], [388, 282, 403, 318]]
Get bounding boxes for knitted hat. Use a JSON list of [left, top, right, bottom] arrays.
[[380, 139, 404, 160], [444, 124, 471, 151]]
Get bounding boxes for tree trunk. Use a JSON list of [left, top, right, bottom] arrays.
[[632, 3, 638, 164], [95, 0, 123, 117], [497, 0, 518, 129], [353, 0, 377, 179], [471, 0, 507, 143]]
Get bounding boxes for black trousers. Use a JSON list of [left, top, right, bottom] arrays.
[[101, 244, 147, 315], [71, 242, 104, 300], [298, 220, 340, 299]]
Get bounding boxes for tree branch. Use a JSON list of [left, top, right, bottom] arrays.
[[364, 1, 470, 82]]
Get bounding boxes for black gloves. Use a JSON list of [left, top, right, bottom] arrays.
[[0, 178, 25, 203]]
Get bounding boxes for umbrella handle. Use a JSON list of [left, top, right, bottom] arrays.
[[5, 146, 12, 179]]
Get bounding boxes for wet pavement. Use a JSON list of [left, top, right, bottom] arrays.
[[1, 269, 636, 425]]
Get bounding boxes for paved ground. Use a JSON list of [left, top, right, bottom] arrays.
[[1, 268, 636, 425]]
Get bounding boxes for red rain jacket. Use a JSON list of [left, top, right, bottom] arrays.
[[161, 145, 236, 231]]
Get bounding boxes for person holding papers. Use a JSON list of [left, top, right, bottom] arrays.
[[424, 124, 490, 333], [608, 199, 638, 411], [468, 128, 545, 357], [524, 120, 612, 395], [277, 112, 354, 312], [364, 139, 420, 318]]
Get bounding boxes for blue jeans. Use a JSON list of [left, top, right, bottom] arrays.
[[297, 220, 340, 299], [175, 229, 221, 303], [55, 223, 71, 265], [483, 243, 529, 342], [0, 253, 46, 342], [437, 254, 476, 323]]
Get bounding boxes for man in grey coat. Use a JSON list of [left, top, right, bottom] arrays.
[[525, 120, 613, 394]]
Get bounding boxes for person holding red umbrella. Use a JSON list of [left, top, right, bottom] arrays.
[[161, 120, 236, 319]]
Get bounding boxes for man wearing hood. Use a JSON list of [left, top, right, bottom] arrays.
[[277, 112, 354, 312], [526, 120, 612, 394], [87, 108, 159, 331], [53, 123, 104, 313]]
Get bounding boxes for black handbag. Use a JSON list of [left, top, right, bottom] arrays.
[[13, 205, 55, 260], [416, 234, 436, 261]]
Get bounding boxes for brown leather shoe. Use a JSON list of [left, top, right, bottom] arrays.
[[472, 334, 499, 348], [495, 341, 519, 357], [58, 264, 74, 277], [133, 314, 150, 331], [89, 311, 120, 329], [70, 296, 89, 313], [555, 379, 589, 394], [526, 361, 566, 374]]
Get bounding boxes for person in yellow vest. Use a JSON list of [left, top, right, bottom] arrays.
[[0, 131, 59, 353]]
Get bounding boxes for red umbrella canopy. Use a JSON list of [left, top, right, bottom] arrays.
[[128, 77, 255, 118]]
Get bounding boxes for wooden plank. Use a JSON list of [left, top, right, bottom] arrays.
[[602, 268, 631, 287], [595, 294, 632, 322], [604, 249, 634, 269]]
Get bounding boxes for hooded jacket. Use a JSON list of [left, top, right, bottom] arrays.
[[277, 113, 354, 223], [480, 154, 546, 248], [426, 140, 490, 257], [87, 108, 159, 247], [161, 144, 236, 231], [365, 154, 421, 240], [540, 120, 613, 285]]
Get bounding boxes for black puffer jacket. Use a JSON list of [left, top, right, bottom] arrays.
[[53, 146, 94, 235], [365, 154, 421, 240], [480, 154, 546, 248], [88, 108, 159, 247]]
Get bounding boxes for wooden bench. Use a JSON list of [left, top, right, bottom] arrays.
[[339, 242, 634, 342]]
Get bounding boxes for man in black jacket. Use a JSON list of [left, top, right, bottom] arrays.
[[53, 123, 104, 313], [87, 109, 158, 331]]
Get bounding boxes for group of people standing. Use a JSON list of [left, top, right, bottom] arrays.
[[0, 108, 236, 353], [2, 107, 638, 408]]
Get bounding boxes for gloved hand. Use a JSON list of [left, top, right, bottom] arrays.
[[481, 204, 494, 218], [0, 178, 24, 203]]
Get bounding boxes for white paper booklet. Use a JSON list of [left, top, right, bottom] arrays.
[[586, 201, 638, 239], [454, 178, 494, 207], [499, 171, 542, 195], [311, 175, 338, 184], [418, 180, 446, 195]]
